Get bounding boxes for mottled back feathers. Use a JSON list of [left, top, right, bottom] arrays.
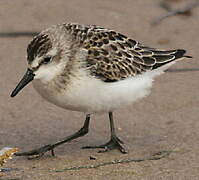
[[61, 23, 189, 82]]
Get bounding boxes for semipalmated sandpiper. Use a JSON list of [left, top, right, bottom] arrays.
[[10, 23, 191, 157]]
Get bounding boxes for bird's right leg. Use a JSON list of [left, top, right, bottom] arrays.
[[15, 114, 91, 158], [82, 112, 127, 153]]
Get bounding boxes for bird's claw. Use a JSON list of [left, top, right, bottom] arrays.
[[82, 136, 127, 154], [14, 144, 55, 159]]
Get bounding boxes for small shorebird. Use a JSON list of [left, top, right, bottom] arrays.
[[11, 23, 191, 157]]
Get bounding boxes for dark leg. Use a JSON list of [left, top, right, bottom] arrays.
[[82, 112, 127, 153], [15, 114, 91, 158]]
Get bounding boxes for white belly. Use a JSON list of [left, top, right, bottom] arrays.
[[32, 63, 173, 113]]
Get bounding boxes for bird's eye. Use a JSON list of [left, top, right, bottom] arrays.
[[43, 56, 52, 64]]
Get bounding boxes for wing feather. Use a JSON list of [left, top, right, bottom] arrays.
[[63, 23, 190, 82]]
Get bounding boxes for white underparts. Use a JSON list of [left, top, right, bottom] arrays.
[[33, 61, 177, 113]]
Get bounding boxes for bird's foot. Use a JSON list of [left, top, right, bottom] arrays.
[[14, 144, 56, 159], [82, 135, 127, 154]]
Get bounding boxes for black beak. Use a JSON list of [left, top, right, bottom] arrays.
[[10, 68, 35, 97]]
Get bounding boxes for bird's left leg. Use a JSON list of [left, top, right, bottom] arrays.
[[15, 114, 91, 158]]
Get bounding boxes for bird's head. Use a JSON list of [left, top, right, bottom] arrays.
[[10, 25, 70, 97]]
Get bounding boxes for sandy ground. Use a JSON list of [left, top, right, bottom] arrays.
[[0, 0, 199, 179]]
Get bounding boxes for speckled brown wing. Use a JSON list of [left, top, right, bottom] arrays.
[[81, 28, 188, 82], [63, 23, 189, 82]]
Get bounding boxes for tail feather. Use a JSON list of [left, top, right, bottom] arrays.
[[151, 49, 192, 70], [173, 49, 189, 59]]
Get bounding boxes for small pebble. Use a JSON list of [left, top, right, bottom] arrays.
[[89, 156, 97, 160]]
